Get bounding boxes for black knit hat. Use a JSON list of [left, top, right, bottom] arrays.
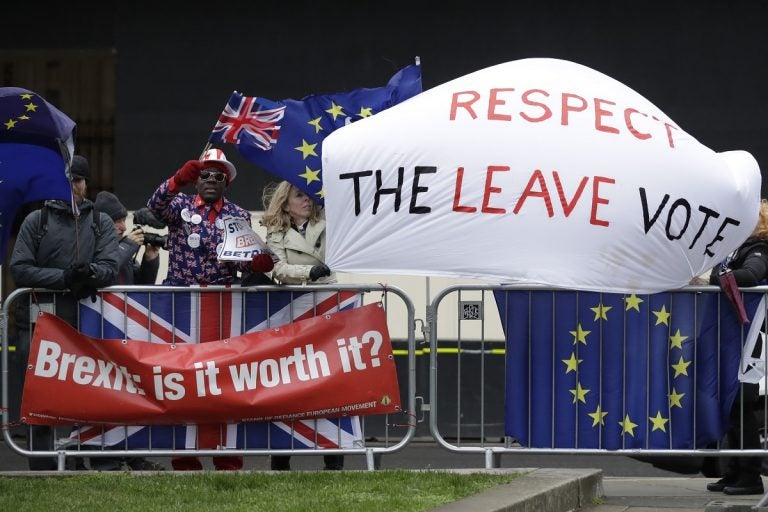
[[95, 191, 128, 221], [71, 155, 90, 180]]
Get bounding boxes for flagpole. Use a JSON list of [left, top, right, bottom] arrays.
[[202, 91, 239, 159], [198, 142, 211, 160]]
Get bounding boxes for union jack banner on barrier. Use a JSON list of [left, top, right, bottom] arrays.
[[69, 417, 363, 450], [71, 288, 363, 450]]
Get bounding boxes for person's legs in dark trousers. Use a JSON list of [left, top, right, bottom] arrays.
[[27, 426, 56, 470], [323, 454, 344, 470], [725, 384, 764, 494], [270, 455, 291, 471], [86, 449, 124, 471], [710, 384, 765, 494], [269, 454, 343, 470]]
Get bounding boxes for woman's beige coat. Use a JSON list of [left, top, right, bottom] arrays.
[[265, 219, 335, 284]]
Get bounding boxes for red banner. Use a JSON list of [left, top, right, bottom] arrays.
[[21, 303, 400, 426]]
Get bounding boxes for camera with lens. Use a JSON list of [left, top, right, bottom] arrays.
[[142, 232, 169, 249], [133, 207, 168, 250]]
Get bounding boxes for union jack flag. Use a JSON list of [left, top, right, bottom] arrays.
[[70, 287, 364, 450], [209, 64, 422, 204], [209, 92, 286, 150]]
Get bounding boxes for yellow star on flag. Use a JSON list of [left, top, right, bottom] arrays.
[[649, 411, 669, 432], [569, 324, 591, 345], [619, 414, 638, 436], [294, 139, 318, 159], [18, 115, 29, 120], [669, 329, 688, 350], [562, 352, 582, 374], [307, 117, 323, 133], [590, 303, 612, 321], [4, 118, 17, 129], [20, 93, 32, 99], [325, 102, 346, 121], [315, 188, 325, 199], [653, 305, 671, 326], [569, 382, 590, 404], [357, 106, 373, 118], [668, 387, 685, 408], [588, 404, 608, 427], [24, 102, 38, 112], [671, 355, 691, 378], [624, 294, 644, 312], [299, 166, 321, 185]]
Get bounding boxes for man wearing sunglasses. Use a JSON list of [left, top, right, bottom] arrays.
[[146, 148, 273, 471], [147, 148, 274, 287]]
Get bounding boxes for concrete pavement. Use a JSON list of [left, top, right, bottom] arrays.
[[3, 436, 768, 511]]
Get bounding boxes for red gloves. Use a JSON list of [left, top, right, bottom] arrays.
[[173, 160, 206, 187], [250, 253, 275, 273]]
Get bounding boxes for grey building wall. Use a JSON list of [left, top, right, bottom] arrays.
[[2, 1, 767, 210]]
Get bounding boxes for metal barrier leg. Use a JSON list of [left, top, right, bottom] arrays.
[[484, 449, 501, 469], [365, 449, 381, 471], [57, 451, 66, 472]]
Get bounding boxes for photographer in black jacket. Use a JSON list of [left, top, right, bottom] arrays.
[[95, 192, 161, 285]]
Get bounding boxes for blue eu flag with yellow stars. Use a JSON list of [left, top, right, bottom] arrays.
[[495, 289, 748, 449], [209, 64, 422, 204], [0, 87, 75, 263]]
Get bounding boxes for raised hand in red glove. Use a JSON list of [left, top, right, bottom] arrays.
[[250, 253, 275, 273], [173, 160, 206, 188]]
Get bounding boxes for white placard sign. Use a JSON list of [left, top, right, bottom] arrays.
[[321, 58, 761, 294], [217, 216, 272, 261]]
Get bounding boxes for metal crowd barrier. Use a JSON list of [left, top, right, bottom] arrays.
[[428, 284, 768, 474], [1, 284, 416, 471]]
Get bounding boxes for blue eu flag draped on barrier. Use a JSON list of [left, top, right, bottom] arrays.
[[0, 87, 74, 263], [208, 64, 422, 204], [494, 289, 753, 450]]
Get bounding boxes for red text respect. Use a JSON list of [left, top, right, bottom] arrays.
[[449, 88, 680, 148]]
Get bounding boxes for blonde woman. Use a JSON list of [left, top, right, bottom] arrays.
[[261, 181, 333, 285], [260, 181, 342, 471]]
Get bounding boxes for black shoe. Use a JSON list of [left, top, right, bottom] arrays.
[[707, 477, 735, 492], [323, 454, 344, 471], [28, 459, 57, 471], [67, 458, 89, 471], [723, 480, 765, 495], [270, 455, 291, 471], [126, 458, 165, 471]]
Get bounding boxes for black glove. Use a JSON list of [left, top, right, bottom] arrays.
[[63, 262, 92, 288], [309, 263, 331, 281], [71, 286, 98, 302]]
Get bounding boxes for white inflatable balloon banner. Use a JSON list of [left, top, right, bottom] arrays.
[[321, 58, 760, 294]]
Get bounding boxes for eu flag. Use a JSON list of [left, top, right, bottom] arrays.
[[0, 87, 75, 263], [495, 289, 748, 450], [209, 64, 422, 204]]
